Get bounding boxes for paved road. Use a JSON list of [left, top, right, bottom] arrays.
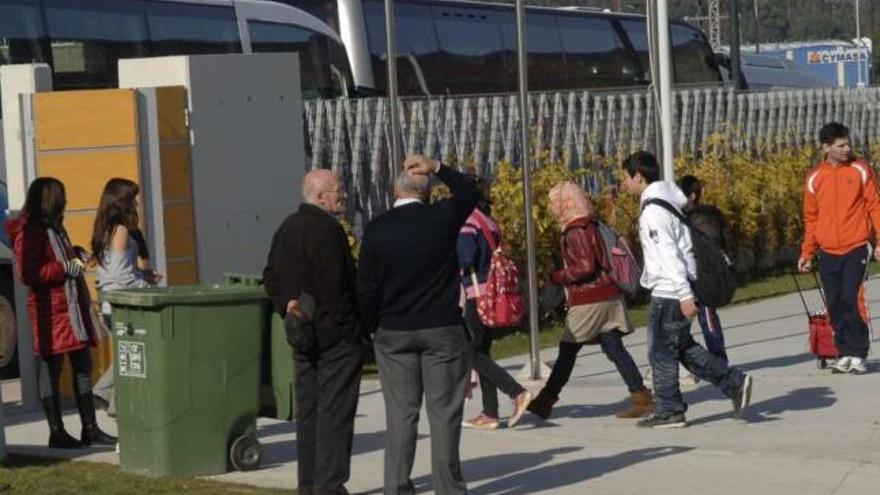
[[5, 279, 880, 494]]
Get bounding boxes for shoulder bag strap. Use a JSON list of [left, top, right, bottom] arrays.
[[471, 212, 499, 252]]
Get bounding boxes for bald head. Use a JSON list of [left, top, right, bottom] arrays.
[[395, 169, 430, 200], [302, 169, 345, 214]]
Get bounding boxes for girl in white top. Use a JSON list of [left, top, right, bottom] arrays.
[[90, 178, 163, 414]]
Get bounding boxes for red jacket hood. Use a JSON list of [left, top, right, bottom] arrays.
[[5, 216, 29, 242]]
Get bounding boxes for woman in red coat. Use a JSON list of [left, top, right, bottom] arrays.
[[527, 182, 653, 420], [7, 178, 116, 449]]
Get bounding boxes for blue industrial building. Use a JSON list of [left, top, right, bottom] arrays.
[[742, 40, 872, 88]]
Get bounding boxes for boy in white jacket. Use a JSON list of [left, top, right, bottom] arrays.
[[620, 151, 753, 428]]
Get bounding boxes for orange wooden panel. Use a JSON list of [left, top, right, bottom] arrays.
[[60, 338, 113, 399], [163, 202, 196, 259], [62, 211, 97, 255], [160, 144, 193, 201], [166, 260, 198, 285], [37, 149, 139, 211], [35, 89, 138, 151], [157, 86, 188, 142]]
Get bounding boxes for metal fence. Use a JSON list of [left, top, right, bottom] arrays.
[[305, 86, 880, 222]]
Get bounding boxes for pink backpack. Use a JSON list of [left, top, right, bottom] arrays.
[[470, 215, 525, 328]]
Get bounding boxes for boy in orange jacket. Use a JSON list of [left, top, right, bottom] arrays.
[[798, 122, 880, 374]]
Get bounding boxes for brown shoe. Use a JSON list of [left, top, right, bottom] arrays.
[[508, 391, 532, 428], [616, 389, 654, 419], [463, 412, 500, 430]]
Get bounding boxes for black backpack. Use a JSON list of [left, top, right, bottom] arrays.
[[642, 198, 737, 307]]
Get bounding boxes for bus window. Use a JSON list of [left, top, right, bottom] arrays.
[[433, 6, 509, 94], [617, 18, 650, 82], [147, 2, 241, 56], [249, 20, 346, 99], [363, 0, 442, 96], [273, 0, 340, 32], [497, 11, 567, 92], [671, 22, 721, 85], [557, 15, 639, 89], [328, 38, 354, 98], [1, 0, 48, 118], [43, 0, 149, 90]]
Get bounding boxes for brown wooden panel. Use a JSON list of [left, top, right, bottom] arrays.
[[163, 202, 196, 259], [160, 144, 192, 201], [35, 89, 138, 151], [156, 86, 188, 142], [166, 260, 198, 285], [37, 149, 139, 211], [60, 340, 113, 398], [62, 211, 97, 252]]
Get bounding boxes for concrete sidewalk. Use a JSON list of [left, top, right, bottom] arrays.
[[4, 279, 880, 495]]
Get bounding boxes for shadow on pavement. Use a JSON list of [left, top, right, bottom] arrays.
[[462, 445, 693, 495], [259, 431, 419, 467], [688, 386, 836, 426]]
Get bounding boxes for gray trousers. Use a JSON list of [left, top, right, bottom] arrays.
[[374, 325, 473, 495]]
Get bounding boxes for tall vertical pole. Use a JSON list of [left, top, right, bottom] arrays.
[[871, 0, 878, 84], [855, 0, 864, 87], [384, 0, 402, 174], [514, 0, 541, 380], [657, 0, 675, 180], [729, 0, 745, 90], [753, 0, 760, 53]]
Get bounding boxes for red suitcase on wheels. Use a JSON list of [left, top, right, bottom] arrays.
[[794, 274, 839, 369]]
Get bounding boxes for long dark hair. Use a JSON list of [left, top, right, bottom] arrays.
[[22, 177, 66, 230], [91, 178, 149, 266]]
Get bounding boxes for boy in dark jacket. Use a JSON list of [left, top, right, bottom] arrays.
[[679, 175, 729, 363]]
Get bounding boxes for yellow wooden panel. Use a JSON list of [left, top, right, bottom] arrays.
[[166, 260, 198, 285], [37, 150, 139, 211], [35, 89, 138, 151], [157, 86, 188, 142], [163, 202, 196, 259], [160, 144, 192, 200], [62, 211, 97, 252], [60, 338, 113, 399]]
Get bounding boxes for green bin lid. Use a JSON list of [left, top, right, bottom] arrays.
[[102, 284, 268, 307]]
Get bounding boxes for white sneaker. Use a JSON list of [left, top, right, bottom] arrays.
[[679, 366, 699, 390], [848, 357, 867, 375], [832, 356, 852, 374]]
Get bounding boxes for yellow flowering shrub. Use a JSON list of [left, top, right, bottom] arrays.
[[486, 137, 833, 278], [423, 137, 880, 280]]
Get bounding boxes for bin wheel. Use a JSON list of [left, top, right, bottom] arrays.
[[818, 358, 827, 369], [230, 435, 262, 471]]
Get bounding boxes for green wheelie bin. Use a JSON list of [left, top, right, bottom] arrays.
[[104, 285, 266, 477], [223, 273, 295, 421]]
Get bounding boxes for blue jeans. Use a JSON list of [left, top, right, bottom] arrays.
[[697, 305, 728, 363], [648, 297, 746, 417]]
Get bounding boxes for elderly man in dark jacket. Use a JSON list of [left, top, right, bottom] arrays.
[[263, 169, 364, 495], [358, 155, 479, 495]]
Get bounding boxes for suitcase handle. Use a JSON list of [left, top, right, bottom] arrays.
[[792, 272, 827, 316]]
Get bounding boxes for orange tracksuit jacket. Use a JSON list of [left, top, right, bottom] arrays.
[[801, 159, 880, 260]]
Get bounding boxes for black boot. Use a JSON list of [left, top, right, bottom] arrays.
[[526, 388, 558, 420], [76, 392, 117, 446], [42, 397, 82, 449]]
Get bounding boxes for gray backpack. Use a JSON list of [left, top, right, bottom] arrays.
[[595, 221, 642, 297]]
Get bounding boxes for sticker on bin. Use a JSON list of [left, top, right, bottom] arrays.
[[118, 341, 147, 378], [115, 321, 145, 336]]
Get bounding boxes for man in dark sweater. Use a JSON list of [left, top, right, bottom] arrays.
[[358, 155, 479, 495], [263, 169, 364, 495]]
